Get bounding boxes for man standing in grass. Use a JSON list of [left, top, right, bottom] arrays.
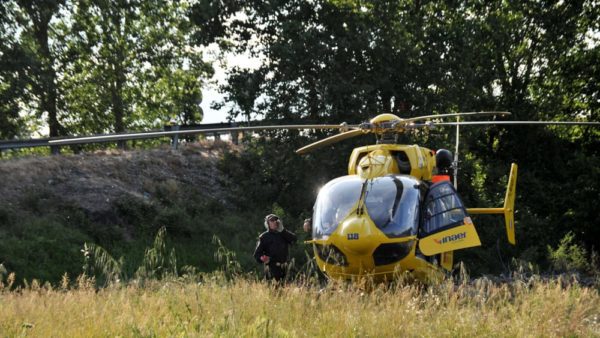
[[253, 214, 297, 282]]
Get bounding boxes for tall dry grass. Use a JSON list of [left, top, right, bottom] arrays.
[[0, 273, 598, 337]]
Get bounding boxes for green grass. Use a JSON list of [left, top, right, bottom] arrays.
[[0, 188, 282, 285], [0, 274, 598, 337]]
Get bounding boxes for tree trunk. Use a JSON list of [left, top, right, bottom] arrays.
[[110, 9, 127, 149], [112, 70, 126, 149], [28, 3, 62, 154]]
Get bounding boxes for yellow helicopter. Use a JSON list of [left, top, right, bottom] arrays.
[[298, 112, 517, 283], [293, 111, 599, 283], [49, 111, 599, 283]]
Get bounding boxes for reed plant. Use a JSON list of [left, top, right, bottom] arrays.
[[2, 223, 598, 337], [0, 270, 598, 337]]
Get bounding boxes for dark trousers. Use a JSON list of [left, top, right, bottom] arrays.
[[265, 263, 286, 281]]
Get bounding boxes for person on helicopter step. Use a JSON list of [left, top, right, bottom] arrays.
[[253, 214, 297, 282]]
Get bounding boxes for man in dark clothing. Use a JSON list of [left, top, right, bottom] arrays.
[[253, 214, 297, 282]]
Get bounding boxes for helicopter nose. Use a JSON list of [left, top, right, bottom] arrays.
[[338, 215, 375, 255]]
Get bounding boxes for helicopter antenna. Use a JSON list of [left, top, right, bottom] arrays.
[[453, 116, 460, 189]]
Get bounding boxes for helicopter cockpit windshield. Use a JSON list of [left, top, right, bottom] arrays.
[[312, 175, 421, 240], [364, 176, 421, 238], [312, 176, 362, 239]]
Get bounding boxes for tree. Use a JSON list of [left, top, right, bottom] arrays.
[[60, 0, 213, 140], [0, 2, 29, 139], [0, 0, 66, 150], [1, 0, 213, 146], [194, 0, 600, 270]]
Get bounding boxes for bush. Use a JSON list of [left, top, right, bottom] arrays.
[[113, 195, 158, 234], [547, 231, 589, 273], [0, 216, 91, 284]]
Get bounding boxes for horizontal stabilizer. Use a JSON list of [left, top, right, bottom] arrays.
[[467, 163, 518, 244]]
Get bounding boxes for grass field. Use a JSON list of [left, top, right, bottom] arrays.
[[1, 273, 598, 337]]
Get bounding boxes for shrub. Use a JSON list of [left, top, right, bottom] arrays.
[[547, 231, 589, 273], [113, 195, 158, 233]]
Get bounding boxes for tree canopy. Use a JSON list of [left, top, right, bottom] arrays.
[[1, 0, 598, 273], [0, 0, 212, 142], [190, 0, 599, 267]]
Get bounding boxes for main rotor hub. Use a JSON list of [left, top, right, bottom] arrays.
[[369, 113, 403, 125], [367, 114, 405, 143]]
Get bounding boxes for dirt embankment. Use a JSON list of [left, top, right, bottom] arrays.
[[0, 141, 234, 219]]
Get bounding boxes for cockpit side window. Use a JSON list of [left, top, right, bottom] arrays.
[[421, 181, 467, 236]]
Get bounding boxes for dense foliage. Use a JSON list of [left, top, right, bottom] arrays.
[[197, 0, 599, 273], [0, 0, 212, 142], [0, 0, 598, 282]]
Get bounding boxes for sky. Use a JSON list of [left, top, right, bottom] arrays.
[[199, 88, 228, 123], [199, 44, 262, 124]]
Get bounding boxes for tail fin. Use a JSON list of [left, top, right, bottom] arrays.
[[466, 163, 518, 245], [503, 163, 518, 244]]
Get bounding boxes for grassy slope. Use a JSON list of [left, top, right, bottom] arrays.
[[0, 275, 598, 337], [0, 142, 286, 283]]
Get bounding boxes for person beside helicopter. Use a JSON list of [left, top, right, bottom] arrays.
[[253, 214, 297, 282], [303, 218, 312, 233]]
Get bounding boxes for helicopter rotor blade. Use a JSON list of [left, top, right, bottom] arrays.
[[295, 112, 513, 154], [397, 111, 511, 126], [426, 120, 600, 127], [296, 129, 364, 154], [48, 124, 355, 146]]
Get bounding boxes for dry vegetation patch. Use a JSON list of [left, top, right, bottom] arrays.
[[0, 141, 233, 215], [0, 275, 598, 337]]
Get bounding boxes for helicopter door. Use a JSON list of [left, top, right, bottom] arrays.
[[418, 181, 481, 256]]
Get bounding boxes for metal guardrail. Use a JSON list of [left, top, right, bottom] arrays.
[[0, 138, 51, 150], [0, 119, 345, 154], [0, 122, 240, 153]]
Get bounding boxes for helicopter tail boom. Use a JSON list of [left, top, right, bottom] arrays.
[[467, 163, 518, 245]]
